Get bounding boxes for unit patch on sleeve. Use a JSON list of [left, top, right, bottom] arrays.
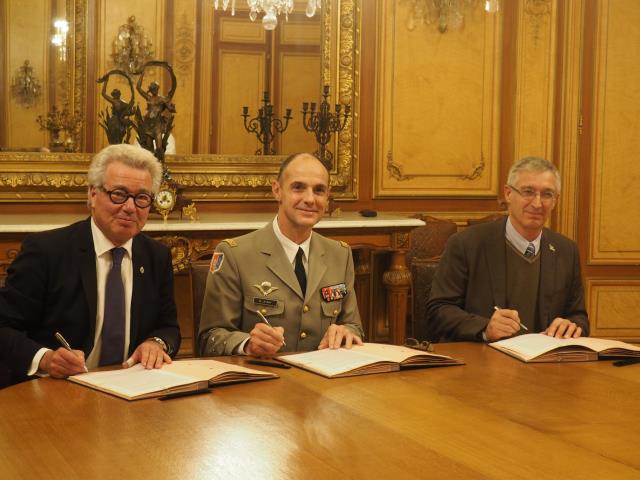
[[209, 252, 224, 273]]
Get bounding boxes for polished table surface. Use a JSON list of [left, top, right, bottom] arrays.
[[1, 343, 639, 479]]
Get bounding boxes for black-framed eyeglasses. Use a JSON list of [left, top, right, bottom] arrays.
[[98, 187, 154, 209], [508, 184, 558, 203], [404, 338, 434, 352]]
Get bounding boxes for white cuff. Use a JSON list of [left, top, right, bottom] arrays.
[[28, 348, 52, 377]]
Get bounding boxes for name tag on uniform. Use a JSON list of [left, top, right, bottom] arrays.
[[320, 283, 347, 302], [253, 297, 278, 308]]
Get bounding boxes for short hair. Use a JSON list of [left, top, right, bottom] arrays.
[[87, 144, 162, 203], [507, 156, 561, 193], [277, 152, 328, 182]]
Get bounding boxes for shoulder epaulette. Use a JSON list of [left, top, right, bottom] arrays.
[[339, 241, 349, 248], [221, 238, 238, 247]]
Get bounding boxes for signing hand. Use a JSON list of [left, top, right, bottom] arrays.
[[39, 348, 87, 378], [544, 317, 583, 339], [484, 308, 522, 342], [318, 324, 363, 350], [123, 339, 172, 369], [246, 323, 285, 357]]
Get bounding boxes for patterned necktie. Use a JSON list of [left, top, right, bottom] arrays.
[[99, 247, 126, 366], [294, 247, 307, 296], [524, 242, 535, 257]]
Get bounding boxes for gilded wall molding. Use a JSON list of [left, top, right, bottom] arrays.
[[386, 151, 485, 182]]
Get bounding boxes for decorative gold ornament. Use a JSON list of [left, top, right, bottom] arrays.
[[36, 105, 83, 152], [154, 181, 177, 222], [182, 202, 198, 222]]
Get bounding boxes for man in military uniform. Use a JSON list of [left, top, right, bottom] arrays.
[[198, 153, 364, 356]]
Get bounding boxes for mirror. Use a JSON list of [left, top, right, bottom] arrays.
[[0, 0, 358, 201]]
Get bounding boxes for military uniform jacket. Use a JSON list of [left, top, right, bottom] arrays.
[[198, 223, 363, 355]]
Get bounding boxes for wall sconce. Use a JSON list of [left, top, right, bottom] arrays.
[[51, 19, 69, 61], [214, 0, 321, 31], [112, 16, 155, 75], [406, 0, 499, 33], [11, 60, 41, 108]]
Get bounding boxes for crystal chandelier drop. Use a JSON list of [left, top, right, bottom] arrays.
[[214, 0, 321, 30], [406, 0, 499, 34]]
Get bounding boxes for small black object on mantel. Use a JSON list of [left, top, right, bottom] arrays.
[[359, 210, 377, 218]]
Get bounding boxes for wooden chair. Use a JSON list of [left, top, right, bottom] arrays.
[[189, 261, 211, 357], [407, 216, 458, 340]]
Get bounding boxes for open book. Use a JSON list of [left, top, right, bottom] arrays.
[[277, 343, 463, 378], [489, 333, 640, 363], [68, 359, 278, 400]]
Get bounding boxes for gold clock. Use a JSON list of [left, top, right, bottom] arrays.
[[154, 182, 177, 222]]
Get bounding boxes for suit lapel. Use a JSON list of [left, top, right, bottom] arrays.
[[537, 231, 557, 328], [78, 219, 97, 354], [484, 218, 508, 308], [262, 225, 304, 299], [130, 236, 146, 351], [305, 235, 327, 302]]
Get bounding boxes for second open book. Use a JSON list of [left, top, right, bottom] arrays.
[[277, 342, 463, 378], [489, 333, 640, 362]]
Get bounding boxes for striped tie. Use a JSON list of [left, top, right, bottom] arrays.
[[524, 242, 535, 257]]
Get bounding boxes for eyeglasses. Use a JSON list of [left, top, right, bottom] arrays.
[[98, 187, 154, 209], [508, 185, 558, 203], [404, 338, 434, 352]]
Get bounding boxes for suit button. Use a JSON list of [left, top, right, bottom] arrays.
[[303, 305, 310, 313], [300, 332, 307, 339], [260, 308, 267, 315]]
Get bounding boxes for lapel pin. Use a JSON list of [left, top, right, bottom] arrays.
[[549, 244, 555, 252], [139, 266, 145, 274]]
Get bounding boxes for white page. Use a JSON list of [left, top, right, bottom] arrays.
[[283, 348, 386, 376], [72, 364, 196, 397]]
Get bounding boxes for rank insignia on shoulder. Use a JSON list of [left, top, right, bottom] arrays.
[[320, 283, 347, 302], [222, 238, 238, 247], [254, 281, 278, 296], [210, 252, 224, 273], [339, 241, 349, 248]]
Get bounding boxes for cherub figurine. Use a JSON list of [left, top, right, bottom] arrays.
[[97, 70, 135, 144], [134, 60, 177, 160]]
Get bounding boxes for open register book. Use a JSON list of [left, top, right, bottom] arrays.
[[489, 333, 640, 363], [68, 359, 278, 400], [277, 342, 463, 378]]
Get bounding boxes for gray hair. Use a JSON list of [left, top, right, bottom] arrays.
[[507, 156, 561, 193], [87, 144, 162, 202]]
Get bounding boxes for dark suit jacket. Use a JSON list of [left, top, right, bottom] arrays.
[[425, 217, 589, 342], [0, 218, 180, 385]]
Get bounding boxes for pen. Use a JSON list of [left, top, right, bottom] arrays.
[[54, 331, 89, 372], [247, 359, 292, 369], [256, 310, 286, 346], [613, 358, 640, 367], [158, 388, 212, 401], [493, 306, 529, 331]]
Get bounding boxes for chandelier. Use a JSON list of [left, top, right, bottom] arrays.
[[214, 0, 321, 30], [111, 16, 155, 75], [406, 0, 499, 33], [51, 19, 69, 61]]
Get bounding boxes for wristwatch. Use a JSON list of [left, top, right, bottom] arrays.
[[148, 336, 169, 353]]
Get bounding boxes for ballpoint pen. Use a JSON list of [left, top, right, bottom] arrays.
[[54, 331, 89, 372], [256, 310, 286, 346], [493, 306, 529, 331]]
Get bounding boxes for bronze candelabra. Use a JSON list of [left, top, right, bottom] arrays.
[[242, 91, 292, 155], [302, 85, 351, 169]]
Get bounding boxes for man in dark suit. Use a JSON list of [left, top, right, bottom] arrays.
[[0, 144, 180, 386], [426, 157, 588, 342]]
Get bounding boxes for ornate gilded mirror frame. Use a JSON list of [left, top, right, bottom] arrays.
[[0, 0, 359, 202]]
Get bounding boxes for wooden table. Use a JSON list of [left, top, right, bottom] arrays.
[[1, 343, 638, 479]]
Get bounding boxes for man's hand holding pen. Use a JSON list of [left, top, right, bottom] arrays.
[[39, 345, 87, 378], [246, 322, 285, 356], [485, 307, 526, 342]]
